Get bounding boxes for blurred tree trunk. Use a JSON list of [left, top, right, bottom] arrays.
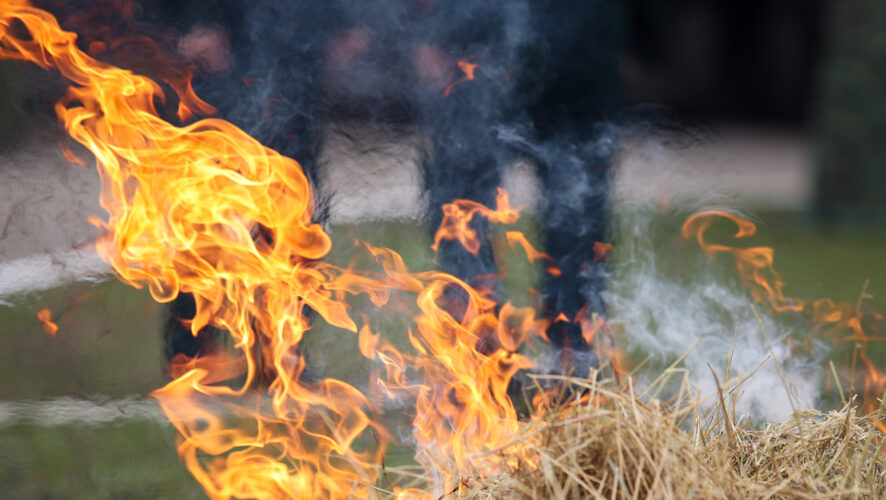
[[815, 0, 886, 221]]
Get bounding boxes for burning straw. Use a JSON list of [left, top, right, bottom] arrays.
[[445, 368, 886, 500], [5, 2, 886, 498]]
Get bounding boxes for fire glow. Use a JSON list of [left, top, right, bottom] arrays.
[[3, 1, 885, 498]]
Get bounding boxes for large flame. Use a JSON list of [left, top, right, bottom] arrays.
[[0, 2, 599, 497]]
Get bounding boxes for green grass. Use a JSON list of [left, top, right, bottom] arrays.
[[754, 213, 886, 312], [0, 280, 168, 400], [0, 420, 205, 499]]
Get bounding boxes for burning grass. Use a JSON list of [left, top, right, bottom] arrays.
[[5, 2, 886, 497], [443, 370, 886, 499]]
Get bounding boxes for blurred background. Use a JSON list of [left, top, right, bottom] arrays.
[[1, 1, 886, 497]]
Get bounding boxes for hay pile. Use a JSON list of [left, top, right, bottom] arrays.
[[455, 372, 886, 499]]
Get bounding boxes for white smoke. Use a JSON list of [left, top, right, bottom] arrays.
[[606, 132, 823, 422]]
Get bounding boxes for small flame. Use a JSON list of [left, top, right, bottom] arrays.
[[592, 241, 614, 264], [682, 210, 801, 313], [58, 141, 86, 167], [442, 59, 478, 98], [36, 308, 59, 336], [683, 210, 886, 422], [431, 187, 519, 256], [858, 351, 886, 433], [504, 231, 561, 276]]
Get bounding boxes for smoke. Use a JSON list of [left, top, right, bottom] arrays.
[[605, 130, 825, 422], [196, 0, 826, 424], [494, 121, 826, 423], [2, 2, 828, 425], [15, 0, 823, 423]]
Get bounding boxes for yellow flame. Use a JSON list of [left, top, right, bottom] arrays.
[[1, 2, 608, 496]]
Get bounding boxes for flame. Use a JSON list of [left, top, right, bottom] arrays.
[[504, 231, 562, 276], [431, 187, 519, 256], [682, 210, 801, 313], [683, 210, 886, 419], [442, 59, 478, 98], [0, 3, 609, 496], [58, 140, 87, 166], [0, 3, 381, 496], [15, 2, 884, 495], [592, 241, 614, 264], [36, 308, 59, 336], [58, 0, 217, 122], [858, 352, 886, 433]]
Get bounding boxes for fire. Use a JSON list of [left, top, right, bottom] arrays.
[[0, 2, 608, 497], [431, 187, 519, 256], [592, 241, 614, 264], [9, 2, 882, 495], [58, 140, 87, 166], [682, 210, 802, 313], [442, 59, 479, 98], [503, 231, 562, 277], [859, 351, 886, 433], [683, 210, 886, 427], [36, 307, 59, 336]]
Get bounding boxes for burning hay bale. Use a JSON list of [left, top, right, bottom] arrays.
[[454, 374, 886, 499]]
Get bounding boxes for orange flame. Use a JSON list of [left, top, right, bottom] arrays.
[[58, 0, 217, 122], [683, 210, 886, 419], [36, 308, 59, 336], [0, 3, 383, 496], [431, 187, 519, 256], [442, 59, 478, 98], [592, 241, 614, 264], [504, 231, 562, 276], [858, 352, 886, 433], [682, 210, 801, 313], [58, 140, 86, 166], [0, 2, 613, 496]]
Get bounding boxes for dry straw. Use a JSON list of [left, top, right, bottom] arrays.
[[444, 366, 886, 500]]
